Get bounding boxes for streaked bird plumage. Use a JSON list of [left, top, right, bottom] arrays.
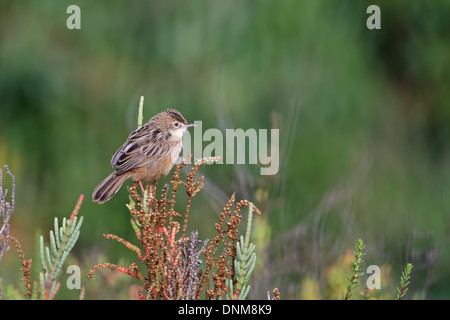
[[92, 109, 194, 204]]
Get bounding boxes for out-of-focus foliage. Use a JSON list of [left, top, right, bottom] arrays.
[[1, 0, 449, 299]]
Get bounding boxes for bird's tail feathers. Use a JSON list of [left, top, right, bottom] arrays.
[[92, 171, 130, 204]]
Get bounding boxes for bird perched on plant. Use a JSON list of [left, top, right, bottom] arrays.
[[92, 109, 195, 204]]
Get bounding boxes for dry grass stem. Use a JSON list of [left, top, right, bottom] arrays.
[[88, 155, 265, 299], [0, 235, 32, 296]]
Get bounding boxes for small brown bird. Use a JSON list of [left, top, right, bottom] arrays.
[[92, 109, 195, 204]]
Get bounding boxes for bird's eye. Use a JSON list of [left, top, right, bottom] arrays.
[[173, 122, 180, 128]]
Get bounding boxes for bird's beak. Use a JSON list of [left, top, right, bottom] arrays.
[[186, 123, 196, 127]]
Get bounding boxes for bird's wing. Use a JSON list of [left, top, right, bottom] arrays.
[[110, 124, 174, 175]]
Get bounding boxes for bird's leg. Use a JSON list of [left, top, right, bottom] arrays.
[[139, 180, 145, 194]]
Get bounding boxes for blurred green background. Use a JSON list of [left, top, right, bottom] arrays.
[[1, 0, 450, 299]]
